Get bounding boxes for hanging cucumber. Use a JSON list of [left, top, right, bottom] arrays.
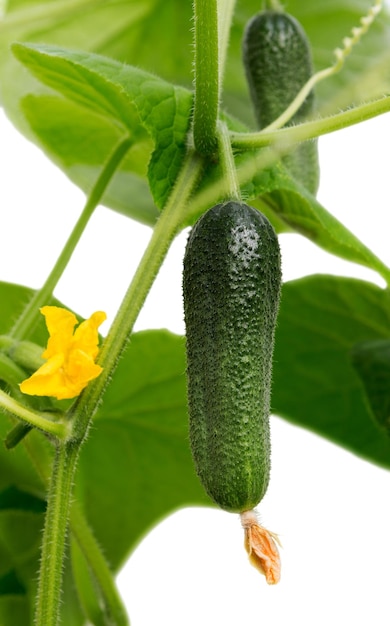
[[183, 200, 282, 583], [243, 9, 319, 195], [183, 201, 281, 513]]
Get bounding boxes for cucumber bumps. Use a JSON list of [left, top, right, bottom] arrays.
[[183, 201, 281, 514], [243, 9, 319, 195]]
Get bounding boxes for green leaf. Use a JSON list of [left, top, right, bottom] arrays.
[[21, 93, 157, 225], [351, 340, 390, 434], [11, 42, 193, 217], [0, 0, 195, 103], [15, 41, 390, 281], [0, 570, 25, 595], [272, 274, 390, 469], [4, 6, 390, 267], [0, 595, 30, 625], [0, 510, 43, 576], [2, 0, 389, 126], [75, 329, 209, 569], [1, 1, 389, 224], [0, 485, 46, 513], [258, 181, 390, 283]]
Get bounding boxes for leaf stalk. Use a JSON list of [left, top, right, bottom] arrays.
[[10, 135, 132, 340], [0, 389, 69, 439]]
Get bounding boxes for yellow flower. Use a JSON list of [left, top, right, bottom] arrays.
[[20, 306, 106, 400]]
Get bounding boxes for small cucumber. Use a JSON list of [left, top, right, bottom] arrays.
[[183, 201, 281, 513], [243, 9, 319, 195]]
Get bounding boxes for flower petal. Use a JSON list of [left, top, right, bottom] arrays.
[[19, 354, 68, 399], [72, 311, 106, 359], [66, 348, 103, 386], [240, 510, 281, 584], [40, 306, 78, 358]]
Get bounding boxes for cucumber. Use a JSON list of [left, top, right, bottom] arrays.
[[243, 9, 319, 195], [183, 201, 281, 513]]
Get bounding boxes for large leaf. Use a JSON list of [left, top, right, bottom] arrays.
[[12, 42, 193, 220], [7, 26, 390, 283], [75, 329, 210, 568], [272, 275, 390, 469], [1, 0, 390, 124], [1, 1, 390, 225]]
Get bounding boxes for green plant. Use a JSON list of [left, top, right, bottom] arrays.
[[0, 0, 390, 624]]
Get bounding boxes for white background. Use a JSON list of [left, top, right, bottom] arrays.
[[1, 104, 390, 626]]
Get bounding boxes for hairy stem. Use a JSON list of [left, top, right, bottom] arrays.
[[10, 135, 131, 340], [35, 442, 79, 626], [69, 149, 203, 439], [30, 148, 201, 626], [193, 0, 219, 155], [0, 389, 69, 439], [21, 426, 127, 624], [216, 120, 241, 201]]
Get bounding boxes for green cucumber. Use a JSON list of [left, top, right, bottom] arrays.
[[243, 9, 319, 195], [183, 201, 281, 513]]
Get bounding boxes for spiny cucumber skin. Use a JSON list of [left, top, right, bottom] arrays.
[[243, 10, 319, 195], [183, 202, 281, 513]]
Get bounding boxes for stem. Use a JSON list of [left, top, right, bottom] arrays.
[[0, 389, 69, 438], [264, 0, 283, 10], [69, 149, 203, 439], [70, 503, 129, 626], [35, 442, 79, 626], [25, 147, 202, 626], [21, 427, 128, 625], [230, 96, 390, 150], [217, 0, 237, 87], [10, 135, 132, 340], [193, 0, 219, 155], [5, 422, 32, 449], [185, 145, 288, 224], [216, 120, 240, 201]]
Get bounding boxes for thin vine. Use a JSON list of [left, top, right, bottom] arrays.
[[262, 0, 383, 132]]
